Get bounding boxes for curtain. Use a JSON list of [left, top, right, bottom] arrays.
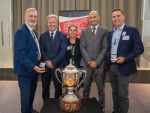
[[13, 0, 142, 65], [13, 0, 142, 36]]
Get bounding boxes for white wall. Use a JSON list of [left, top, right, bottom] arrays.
[[0, 0, 13, 67]]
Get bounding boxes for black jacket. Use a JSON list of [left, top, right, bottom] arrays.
[[65, 38, 82, 68]]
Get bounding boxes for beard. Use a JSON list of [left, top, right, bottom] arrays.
[[26, 20, 37, 27]]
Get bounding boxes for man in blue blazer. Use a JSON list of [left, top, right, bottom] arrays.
[[13, 8, 45, 113], [107, 9, 144, 113], [39, 14, 67, 102]]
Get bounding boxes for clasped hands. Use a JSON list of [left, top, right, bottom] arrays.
[[33, 60, 54, 73], [33, 66, 45, 73], [45, 60, 55, 69], [88, 61, 98, 69]]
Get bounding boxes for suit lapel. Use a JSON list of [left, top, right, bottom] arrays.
[[87, 26, 94, 42], [46, 31, 53, 48], [109, 30, 114, 47], [53, 30, 59, 46], [24, 23, 37, 48], [117, 25, 127, 49], [74, 38, 79, 55], [108, 30, 114, 58], [94, 25, 101, 42]]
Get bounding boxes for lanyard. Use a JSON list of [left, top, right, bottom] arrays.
[[113, 31, 121, 45], [70, 45, 75, 56]]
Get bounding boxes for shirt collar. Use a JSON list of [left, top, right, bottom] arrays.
[[49, 29, 57, 34], [91, 24, 99, 30], [114, 23, 125, 31], [25, 22, 33, 31]]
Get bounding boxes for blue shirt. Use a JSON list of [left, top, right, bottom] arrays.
[[111, 24, 125, 56]]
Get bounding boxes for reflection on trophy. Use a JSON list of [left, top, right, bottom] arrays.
[[55, 60, 86, 112]]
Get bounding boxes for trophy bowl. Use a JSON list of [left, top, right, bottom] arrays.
[[55, 60, 86, 112]]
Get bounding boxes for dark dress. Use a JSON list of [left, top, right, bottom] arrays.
[[65, 37, 81, 68]]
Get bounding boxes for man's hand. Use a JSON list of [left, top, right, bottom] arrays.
[[116, 57, 125, 64], [88, 61, 98, 69], [45, 60, 54, 69], [33, 66, 45, 73]]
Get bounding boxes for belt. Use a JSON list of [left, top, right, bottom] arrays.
[[110, 60, 117, 64]]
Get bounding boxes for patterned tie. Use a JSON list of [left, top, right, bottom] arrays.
[[51, 32, 54, 42], [92, 28, 96, 39], [31, 29, 41, 61]]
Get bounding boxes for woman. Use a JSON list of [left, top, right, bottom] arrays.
[[65, 25, 82, 93]]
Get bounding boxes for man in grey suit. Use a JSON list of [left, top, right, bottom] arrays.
[[80, 11, 108, 113]]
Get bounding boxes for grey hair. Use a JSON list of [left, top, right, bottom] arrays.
[[25, 8, 37, 15], [46, 14, 58, 22]]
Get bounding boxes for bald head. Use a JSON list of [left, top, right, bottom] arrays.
[[89, 11, 100, 27], [89, 11, 99, 16]]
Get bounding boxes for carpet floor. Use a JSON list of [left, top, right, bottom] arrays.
[[0, 81, 150, 113]]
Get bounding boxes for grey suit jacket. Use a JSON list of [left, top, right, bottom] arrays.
[[80, 25, 108, 69]]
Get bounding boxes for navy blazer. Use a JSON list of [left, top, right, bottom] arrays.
[[39, 30, 67, 70], [13, 23, 39, 76], [107, 25, 144, 76]]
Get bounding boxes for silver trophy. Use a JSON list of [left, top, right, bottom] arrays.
[[55, 60, 86, 112]]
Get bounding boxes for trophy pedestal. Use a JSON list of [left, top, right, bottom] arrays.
[[58, 92, 82, 112]]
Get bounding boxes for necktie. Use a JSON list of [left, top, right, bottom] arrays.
[[31, 30, 41, 61], [92, 28, 96, 39], [51, 32, 54, 41]]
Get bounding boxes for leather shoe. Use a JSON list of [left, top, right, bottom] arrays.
[[112, 111, 115, 113], [30, 109, 39, 113]]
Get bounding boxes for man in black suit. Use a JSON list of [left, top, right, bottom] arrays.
[[40, 14, 67, 102]]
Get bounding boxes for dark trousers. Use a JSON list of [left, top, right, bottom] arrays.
[[83, 68, 106, 108], [109, 64, 131, 113], [18, 73, 38, 113], [41, 69, 62, 102]]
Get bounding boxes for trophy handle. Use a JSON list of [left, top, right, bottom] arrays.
[[55, 69, 63, 85], [75, 70, 87, 90]]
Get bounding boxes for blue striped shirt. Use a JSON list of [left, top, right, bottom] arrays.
[[111, 24, 125, 56]]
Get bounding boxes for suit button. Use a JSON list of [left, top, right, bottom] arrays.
[[37, 52, 38, 53]]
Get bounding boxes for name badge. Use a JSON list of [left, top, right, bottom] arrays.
[[122, 36, 129, 40], [111, 54, 117, 60], [122, 32, 126, 36], [67, 46, 70, 50]]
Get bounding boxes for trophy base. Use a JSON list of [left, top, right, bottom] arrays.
[[58, 92, 82, 112]]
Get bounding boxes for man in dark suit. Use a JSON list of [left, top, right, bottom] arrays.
[[107, 8, 144, 113], [13, 8, 45, 113], [40, 14, 67, 102], [80, 11, 108, 113]]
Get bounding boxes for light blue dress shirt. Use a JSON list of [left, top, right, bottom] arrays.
[[111, 24, 125, 57]]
